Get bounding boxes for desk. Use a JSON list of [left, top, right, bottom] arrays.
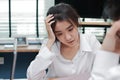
[[0, 45, 41, 52]]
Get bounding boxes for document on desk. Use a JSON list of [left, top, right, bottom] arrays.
[[58, 72, 90, 80], [4, 45, 13, 48]]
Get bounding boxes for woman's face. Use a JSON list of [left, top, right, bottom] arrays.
[[54, 20, 79, 47]]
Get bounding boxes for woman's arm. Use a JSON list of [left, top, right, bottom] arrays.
[[89, 20, 120, 80], [27, 46, 56, 80], [27, 15, 56, 80], [102, 20, 120, 53]]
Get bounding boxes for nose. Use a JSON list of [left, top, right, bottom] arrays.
[[64, 33, 72, 41]]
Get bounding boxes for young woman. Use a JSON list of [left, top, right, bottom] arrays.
[[27, 3, 119, 80]]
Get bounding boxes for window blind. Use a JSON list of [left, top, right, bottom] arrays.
[[38, 0, 55, 39], [0, 1, 9, 38], [0, 0, 55, 39]]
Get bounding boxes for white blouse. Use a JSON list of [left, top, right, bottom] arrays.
[[104, 66, 120, 80], [27, 34, 119, 80]]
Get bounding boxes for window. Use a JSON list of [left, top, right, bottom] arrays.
[[11, 0, 36, 38], [0, 0, 55, 39], [0, 0, 9, 38], [38, 0, 54, 39]]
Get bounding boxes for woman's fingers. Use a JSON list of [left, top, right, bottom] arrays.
[[45, 14, 56, 42], [45, 14, 55, 33], [116, 30, 120, 39], [112, 20, 120, 40], [45, 14, 54, 24], [49, 20, 55, 26], [101, 20, 120, 52]]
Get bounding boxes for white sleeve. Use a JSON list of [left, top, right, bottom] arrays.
[[105, 66, 120, 80], [27, 45, 56, 80], [89, 50, 119, 80], [88, 34, 101, 51]]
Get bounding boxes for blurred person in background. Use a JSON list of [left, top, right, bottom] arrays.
[[103, 0, 120, 79]]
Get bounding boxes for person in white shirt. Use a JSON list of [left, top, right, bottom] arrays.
[[90, 19, 120, 80], [27, 3, 119, 80], [91, 0, 120, 80]]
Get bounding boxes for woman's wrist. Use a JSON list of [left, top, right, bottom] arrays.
[[101, 35, 116, 52], [46, 39, 55, 50]]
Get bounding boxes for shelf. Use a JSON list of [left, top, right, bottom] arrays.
[[80, 22, 111, 26]]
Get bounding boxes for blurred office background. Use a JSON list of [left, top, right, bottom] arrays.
[[0, 0, 111, 79]]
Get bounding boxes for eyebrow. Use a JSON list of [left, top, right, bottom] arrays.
[[54, 24, 73, 33], [66, 24, 73, 30]]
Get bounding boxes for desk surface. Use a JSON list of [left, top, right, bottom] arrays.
[[0, 45, 41, 52]]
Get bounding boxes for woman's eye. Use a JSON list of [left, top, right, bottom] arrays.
[[56, 33, 62, 36]]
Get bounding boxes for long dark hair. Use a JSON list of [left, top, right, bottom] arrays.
[[46, 3, 80, 32]]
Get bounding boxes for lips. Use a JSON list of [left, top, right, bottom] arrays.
[[68, 40, 75, 43]]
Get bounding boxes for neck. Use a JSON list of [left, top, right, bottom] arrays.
[[60, 37, 80, 60]]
